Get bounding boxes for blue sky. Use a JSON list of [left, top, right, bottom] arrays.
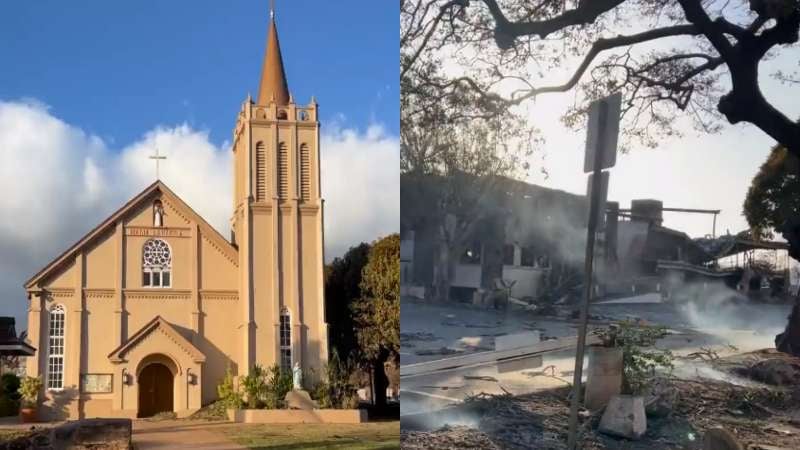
[[0, 0, 399, 146]]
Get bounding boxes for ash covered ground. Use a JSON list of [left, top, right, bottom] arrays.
[[400, 294, 798, 448]]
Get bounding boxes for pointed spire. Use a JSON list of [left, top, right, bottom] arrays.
[[257, 3, 290, 106]]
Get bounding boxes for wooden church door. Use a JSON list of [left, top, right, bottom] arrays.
[[138, 363, 174, 417]]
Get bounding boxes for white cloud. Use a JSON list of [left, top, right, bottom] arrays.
[[322, 123, 400, 258], [0, 100, 399, 327]]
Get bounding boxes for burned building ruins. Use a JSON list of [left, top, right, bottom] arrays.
[[401, 173, 794, 306], [400, 173, 587, 304]]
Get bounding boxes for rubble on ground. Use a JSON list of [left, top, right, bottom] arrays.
[[400, 350, 800, 449], [414, 347, 462, 356], [401, 332, 439, 343], [402, 425, 502, 450]]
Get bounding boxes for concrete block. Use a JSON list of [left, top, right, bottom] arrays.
[[598, 395, 646, 440], [228, 408, 367, 424], [585, 346, 623, 411], [285, 389, 319, 410]]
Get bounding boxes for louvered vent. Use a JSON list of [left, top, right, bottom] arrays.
[[256, 142, 267, 201], [300, 144, 311, 201], [278, 142, 289, 198]]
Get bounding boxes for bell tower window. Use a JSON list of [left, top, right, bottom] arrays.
[[142, 239, 172, 288]]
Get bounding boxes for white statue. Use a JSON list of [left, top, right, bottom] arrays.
[[154, 203, 164, 227], [292, 362, 302, 390]]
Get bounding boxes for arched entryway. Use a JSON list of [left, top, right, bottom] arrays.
[[137, 362, 174, 418]]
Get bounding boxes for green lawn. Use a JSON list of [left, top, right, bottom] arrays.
[[223, 421, 400, 450]]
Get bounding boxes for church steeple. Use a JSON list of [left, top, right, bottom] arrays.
[[256, 5, 290, 106]]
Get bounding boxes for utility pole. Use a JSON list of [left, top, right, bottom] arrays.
[[567, 93, 620, 450]]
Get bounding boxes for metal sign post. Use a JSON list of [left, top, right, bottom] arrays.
[[567, 93, 620, 450]]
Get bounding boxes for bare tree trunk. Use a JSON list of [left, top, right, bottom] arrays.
[[434, 235, 453, 302], [372, 355, 389, 409], [776, 220, 800, 356]]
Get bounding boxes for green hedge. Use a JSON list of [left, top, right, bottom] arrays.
[[0, 373, 21, 416]]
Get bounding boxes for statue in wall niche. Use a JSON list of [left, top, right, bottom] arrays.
[[153, 200, 164, 227], [292, 362, 302, 390]]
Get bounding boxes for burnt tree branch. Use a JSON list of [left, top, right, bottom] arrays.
[[483, 0, 626, 44]]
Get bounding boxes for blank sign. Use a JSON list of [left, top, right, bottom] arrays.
[[584, 93, 621, 173]]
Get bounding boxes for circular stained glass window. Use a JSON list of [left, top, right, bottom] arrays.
[[143, 239, 171, 268]]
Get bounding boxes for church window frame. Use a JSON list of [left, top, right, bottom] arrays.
[[279, 308, 291, 372], [142, 239, 172, 288], [46, 304, 66, 391]]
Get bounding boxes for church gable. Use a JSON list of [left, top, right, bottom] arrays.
[[25, 181, 238, 291], [124, 193, 191, 230], [108, 316, 205, 364]]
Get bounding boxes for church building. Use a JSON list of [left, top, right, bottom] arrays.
[[23, 9, 328, 420]]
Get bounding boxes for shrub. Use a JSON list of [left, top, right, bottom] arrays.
[[240, 364, 267, 409], [593, 320, 674, 395], [311, 351, 360, 409], [1, 373, 20, 401], [263, 364, 293, 409], [216, 366, 243, 410], [18, 376, 41, 408], [237, 364, 293, 409]]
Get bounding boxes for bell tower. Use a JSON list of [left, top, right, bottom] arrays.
[[230, 5, 327, 380]]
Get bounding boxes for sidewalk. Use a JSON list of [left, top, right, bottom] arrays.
[[132, 419, 245, 450]]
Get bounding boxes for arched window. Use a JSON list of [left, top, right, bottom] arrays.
[[278, 142, 289, 199], [142, 239, 172, 288], [46, 304, 65, 390], [279, 307, 291, 372], [255, 141, 267, 201], [299, 144, 311, 201]]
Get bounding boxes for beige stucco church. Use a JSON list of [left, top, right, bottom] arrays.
[[23, 10, 328, 420]]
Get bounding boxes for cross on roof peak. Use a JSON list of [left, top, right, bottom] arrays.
[[149, 147, 167, 180]]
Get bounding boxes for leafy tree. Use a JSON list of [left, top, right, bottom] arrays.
[[402, 112, 535, 301], [744, 144, 800, 260], [745, 143, 800, 356], [312, 350, 360, 409], [353, 234, 401, 407], [402, 0, 800, 157], [325, 243, 371, 359]]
